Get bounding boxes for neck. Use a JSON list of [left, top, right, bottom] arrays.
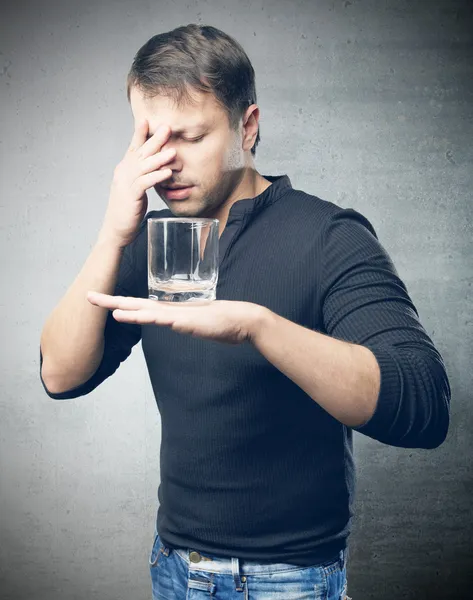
[[213, 165, 272, 236]]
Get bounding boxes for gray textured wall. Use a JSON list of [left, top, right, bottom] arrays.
[[1, 0, 472, 599]]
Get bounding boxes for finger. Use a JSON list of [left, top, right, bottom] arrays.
[[112, 309, 175, 326], [139, 124, 172, 159], [87, 291, 151, 311], [138, 168, 174, 190], [137, 149, 177, 177], [128, 119, 149, 152], [86, 291, 110, 306], [87, 291, 118, 307]]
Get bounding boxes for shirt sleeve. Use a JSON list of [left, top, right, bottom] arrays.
[[39, 220, 147, 400], [320, 207, 451, 449]]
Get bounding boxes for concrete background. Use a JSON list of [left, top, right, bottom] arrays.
[[1, 0, 472, 598]]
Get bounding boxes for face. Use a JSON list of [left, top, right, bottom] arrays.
[[129, 85, 251, 218]]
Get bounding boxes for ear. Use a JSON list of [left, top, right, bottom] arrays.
[[242, 104, 260, 152]]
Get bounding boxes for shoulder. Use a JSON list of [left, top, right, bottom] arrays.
[[277, 185, 378, 240]]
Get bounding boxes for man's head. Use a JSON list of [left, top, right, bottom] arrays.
[[126, 24, 261, 217]]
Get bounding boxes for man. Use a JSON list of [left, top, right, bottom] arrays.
[[40, 24, 450, 600]]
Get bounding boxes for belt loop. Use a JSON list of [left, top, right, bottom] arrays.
[[232, 557, 244, 591]]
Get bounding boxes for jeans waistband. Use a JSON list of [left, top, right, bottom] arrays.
[[172, 546, 347, 575]]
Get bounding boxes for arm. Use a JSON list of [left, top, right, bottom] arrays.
[[250, 209, 450, 449], [39, 225, 144, 399], [250, 310, 380, 428], [40, 119, 176, 398]]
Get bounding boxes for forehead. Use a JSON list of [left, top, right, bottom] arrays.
[[130, 86, 225, 132]]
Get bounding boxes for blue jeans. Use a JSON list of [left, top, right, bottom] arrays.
[[149, 531, 351, 599]]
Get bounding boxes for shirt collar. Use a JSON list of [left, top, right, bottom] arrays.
[[227, 174, 292, 216]]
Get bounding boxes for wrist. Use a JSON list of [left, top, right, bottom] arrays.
[[247, 305, 277, 345], [97, 228, 128, 251]]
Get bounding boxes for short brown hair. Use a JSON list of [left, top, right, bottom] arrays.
[[126, 24, 261, 156]]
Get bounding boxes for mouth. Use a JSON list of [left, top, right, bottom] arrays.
[[160, 184, 195, 200], [162, 184, 192, 190]]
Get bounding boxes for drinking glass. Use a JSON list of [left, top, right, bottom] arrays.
[[147, 218, 219, 302]]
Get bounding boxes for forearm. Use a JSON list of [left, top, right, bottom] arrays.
[[249, 308, 381, 428], [40, 232, 126, 393]]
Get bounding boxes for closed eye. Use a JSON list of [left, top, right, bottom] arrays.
[[186, 136, 205, 143]]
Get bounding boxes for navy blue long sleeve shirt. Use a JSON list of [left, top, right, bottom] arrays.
[[40, 174, 451, 566]]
